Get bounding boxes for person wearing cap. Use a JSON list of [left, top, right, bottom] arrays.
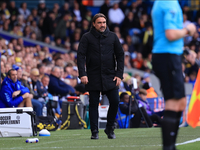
[[38, 0, 48, 16], [142, 72, 152, 87], [27, 68, 45, 116], [151, 1, 196, 149], [0, 69, 32, 108], [77, 13, 124, 139]]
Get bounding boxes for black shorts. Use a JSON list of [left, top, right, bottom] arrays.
[[152, 53, 185, 101]]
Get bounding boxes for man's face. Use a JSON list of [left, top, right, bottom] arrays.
[[17, 68, 22, 80], [42, 77, 49, 87], [31, 74, 39, 82], [52, 68, 61, 78], [93, 17, 106, 32], [9, 70, 17, 83], [139, 93, 147, 101], [122, 94, 129, 103]]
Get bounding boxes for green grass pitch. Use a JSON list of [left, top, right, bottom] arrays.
[[0, 127, 200, 150]]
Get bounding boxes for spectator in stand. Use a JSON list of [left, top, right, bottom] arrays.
[[42, 11, 55, 40], [30, 20, 42, 41], [70, 28, 81, 47], [142, 23, 153, 58], [18, 2, 30, 20], [26, 15, 33, 26], [58, 2, 71, 17], [0, 2, 10, 19], [55, 37, 63, 48], [54, 13, 70, 40], [31, 8, 39, 23], [124, 51, 131, 69], [183, 13, 191, 28], [108, 2, 125, 30], [119, 0, 129, 13], [5, 63, 12, 74], [1, 60, 6, 80], [81, 19, 90, 37], [182, 5, 193, 22], [27, 68, 44, 116], [99, 0, 110, 19], [16, 15, 25, 31], [195, 17, 200, 36], [0, 69, 32, 108], [72, 2, 82, 23], [10, 23, 23, 36], [121, 11, 137, 37], [132, 52, 143, 69], [48, 66, 75, 97], [188, 71, 197, 88], [2, 20, 10, 32], [8, 1, 19, 16], [37, 0, 49, 17], [9, 13, 17, 29], [142, 72, 152, 87], [127, 1, 139, 19], [190, 32, 200, 53], [52, 3, 60, 20], [23, 25, 32, 38], [37, 63, 46, 80], [83, 10, 92, 25], [142, 82, 157, 98], [55, 57, 64, 68], [67, 21, 75, 38], [125, 35, 135, 53]]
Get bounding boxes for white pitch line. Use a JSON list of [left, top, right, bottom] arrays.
[[1, 138, 200, 150], [176, 138, 200, 146]]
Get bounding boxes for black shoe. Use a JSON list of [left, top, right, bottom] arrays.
[[91, 132, 99, 139], [163, 145, 176, 150], [104, 128, 116, 139]]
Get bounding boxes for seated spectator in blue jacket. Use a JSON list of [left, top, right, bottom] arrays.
[[0, 69, 32, 108], [48, 66, 75, 115], [48, 66, 75, 96], [38, 75, 49, 101]]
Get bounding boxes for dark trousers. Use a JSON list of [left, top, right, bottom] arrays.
[[89, 88, 119, 133]]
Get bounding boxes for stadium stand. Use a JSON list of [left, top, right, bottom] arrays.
[[0, 0, 198, 128]]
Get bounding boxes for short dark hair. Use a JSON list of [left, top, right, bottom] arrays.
[[92, 13, 107, 24], [7, 69, 16, 77], [120, 92, 129, 100]]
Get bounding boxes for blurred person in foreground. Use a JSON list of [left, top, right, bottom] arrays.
[[77, 13, 124, 139], [0, 69, 32, 108], [151, 1, 196, 150]]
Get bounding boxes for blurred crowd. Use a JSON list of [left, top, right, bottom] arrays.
[[0, 0, 199, 100]]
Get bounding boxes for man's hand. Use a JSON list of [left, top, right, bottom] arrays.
[[186, 23, 196, 36], [29, 93, 33, 99], [185, 50, 196, 65], [22, 93, 30, 99], [12, 90, 21, 98], [113, 76, 121, 86], [81, 76, 88, 85]]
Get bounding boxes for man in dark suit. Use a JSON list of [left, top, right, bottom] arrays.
[[77, 13, 124, 139]]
